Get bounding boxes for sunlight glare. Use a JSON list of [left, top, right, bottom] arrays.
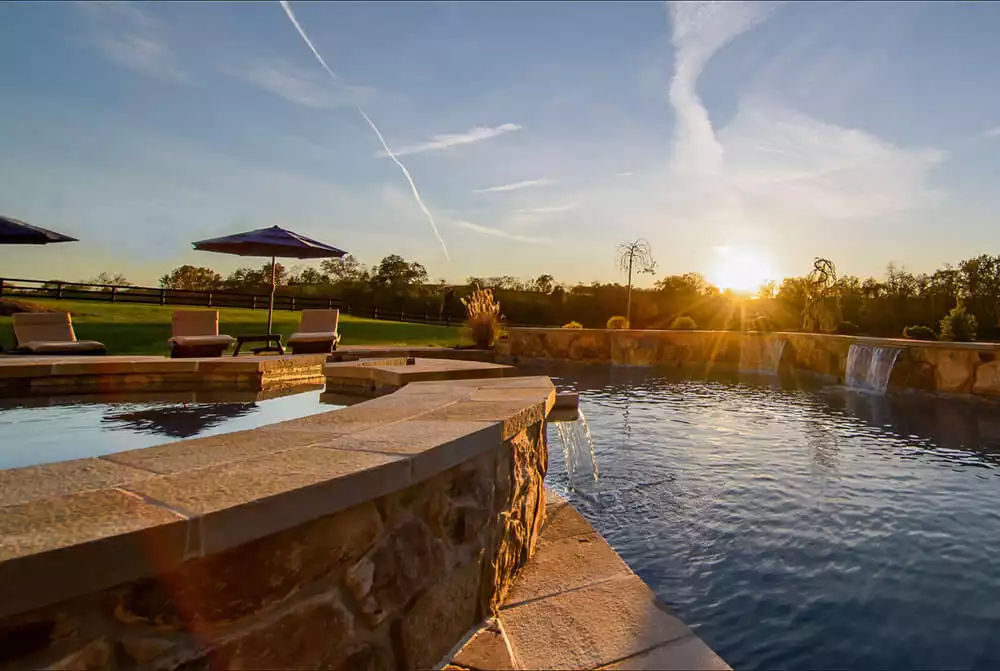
[[708, 246, 775, 295]]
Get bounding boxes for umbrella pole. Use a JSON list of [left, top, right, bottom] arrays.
[[267, 255, 276, 336]]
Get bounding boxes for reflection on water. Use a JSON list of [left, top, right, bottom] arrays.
[[0, 384, 350, 470], [540, 363, 1000, 670]]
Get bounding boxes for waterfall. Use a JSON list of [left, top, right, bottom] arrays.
[[554, 408, 599, 491], [739, 337, 788, 375], [845, 344, 902, 394]]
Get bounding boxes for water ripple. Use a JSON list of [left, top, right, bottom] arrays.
[[545, 366, 1000, 670]]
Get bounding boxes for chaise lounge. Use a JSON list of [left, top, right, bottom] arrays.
[[287, 309, 341, 354], [10, 312, 106, 355], [168, 310, 235, 358]]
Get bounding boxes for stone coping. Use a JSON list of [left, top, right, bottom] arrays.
[[324, 357, 513, 394], [446, 490, 730, 670], [331, 345, 497, 363], [0, 353, 329, 379], [0, 374, 556, 620], [506, 327, 1000, 352]]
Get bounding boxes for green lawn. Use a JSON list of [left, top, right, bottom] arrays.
[[0, 299, 466, 355]]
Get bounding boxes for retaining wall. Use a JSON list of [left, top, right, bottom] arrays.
[[501, 328, 1000, 398]]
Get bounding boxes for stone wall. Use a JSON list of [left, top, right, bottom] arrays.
[[504, 327, 1000, 398], [0, 377, 553, 671]]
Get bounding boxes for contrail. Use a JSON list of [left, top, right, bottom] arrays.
[[278, 1, 449, 259]]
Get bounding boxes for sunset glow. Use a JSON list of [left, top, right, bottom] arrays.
[[708, 246, 776, 295]]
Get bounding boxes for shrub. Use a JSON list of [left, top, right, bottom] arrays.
[[835, 321, 859, 335], [670, 316, 697, 330], [940, 303, 978, 342], [562, 321, 583, 329], [606, 315, 630, 329], [903, 325, 937, 341], [461, 285, 502, 348], [751, 316, 775, 333]]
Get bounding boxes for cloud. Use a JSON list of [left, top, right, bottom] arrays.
[[615, 172, 635, 178], [453, 220, 550, 244], [384, 123, 522, 157], [234, 62, 377, 109], [985, 126, 1000, 139], [513, 203, 578, 214], [667, 1, 782, 176], [474, 179, 553, 194], [76, 2, 189, 83]]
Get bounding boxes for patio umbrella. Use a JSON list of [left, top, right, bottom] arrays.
[[191, 225, 346, 334], [0, 215, 78, 245]]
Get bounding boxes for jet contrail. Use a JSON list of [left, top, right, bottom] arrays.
[[278, 0, 449, 259]]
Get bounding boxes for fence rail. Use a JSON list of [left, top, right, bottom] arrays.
[[0, 277, 469, 327]]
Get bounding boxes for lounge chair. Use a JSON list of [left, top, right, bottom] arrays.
[[168, 310, 235, 358], [10, 312, 106, 355], [288, 309, 341, 354]]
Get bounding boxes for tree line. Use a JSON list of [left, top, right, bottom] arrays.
[[94, 251, 1000, 340]]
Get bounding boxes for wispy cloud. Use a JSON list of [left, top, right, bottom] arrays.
[[513, 203, 577, 214], [384, 123, 522, 157], [667, 1, 781, 176], [453, 220, 550, 243], [985, 126, 1000, 139], [615, 171, 635, 178], [234, 62, 377, 109], [474, 179, 554, 194], [76, 2, 188, 83]]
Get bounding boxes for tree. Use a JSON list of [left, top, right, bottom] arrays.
[[616, 239, 656, 324], [321, 255, 368, 284], [371, 254, 428, 288], [223, 262, 286, 291], [90, 272, 132, 287], [287, 266, 328, 286], [533, 274, 555, 294], [159, 265, 222, 291], [802, 257, 840, 331]]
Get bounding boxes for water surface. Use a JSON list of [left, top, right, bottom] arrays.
[[544, 364, 1000, 670]]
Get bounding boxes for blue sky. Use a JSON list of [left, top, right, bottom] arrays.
[[2, 1, 1000, 289]]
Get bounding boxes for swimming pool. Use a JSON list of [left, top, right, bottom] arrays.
[[544, 364, 1000, 670], [0, 387, 350, 470]]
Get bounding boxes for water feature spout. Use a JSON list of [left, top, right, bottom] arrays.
[[845, 344, 902, 394], [554, 408, 599, 491]]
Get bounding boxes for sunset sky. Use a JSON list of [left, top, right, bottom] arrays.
[[2, 2, 1000, 289]]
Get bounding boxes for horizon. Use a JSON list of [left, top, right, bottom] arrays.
[[2, 2, 999, 289]]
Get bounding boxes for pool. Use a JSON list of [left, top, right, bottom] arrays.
[[543, 364, 1000, 670], [0, 386, 350, 470]]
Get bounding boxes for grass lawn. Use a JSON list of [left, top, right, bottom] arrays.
[[0, 299, 467, 356]]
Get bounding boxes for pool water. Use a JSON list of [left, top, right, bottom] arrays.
[[0, 389, 347, 470], [543, 364, 1000, 670]]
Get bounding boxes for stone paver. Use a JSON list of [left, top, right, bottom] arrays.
[[600, 635, 730, 670], [0, 457, 156, 507], [501, 576, 694, 671], [451, 621, 517, 670], [129, 446, 410, 554]]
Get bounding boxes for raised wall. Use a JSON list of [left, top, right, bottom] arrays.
[[502, 328, 1000, 398], [0, 376, 554, 670]]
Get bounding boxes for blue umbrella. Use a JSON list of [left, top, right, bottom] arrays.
[[0, 215, 78, 245], [192, 225, 346, 334]]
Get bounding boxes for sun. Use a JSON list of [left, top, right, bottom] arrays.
[[707, 246, 775, 295]]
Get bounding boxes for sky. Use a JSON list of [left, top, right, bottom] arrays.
[[2, 1, 1000, 290]]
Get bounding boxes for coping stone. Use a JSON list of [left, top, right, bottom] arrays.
[[450, 621, 516, 670], [0, 458, 157, 507], [314, 419, 503, 483], [127, 446, 410, 554], [419, 399, 548, 441], [601, 635, 731, 670], [500, 576, 693, 671], [0, 488, 188, 619], [502, 531, 633, 608]]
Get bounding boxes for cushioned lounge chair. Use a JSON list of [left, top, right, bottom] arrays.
[[288, 309, 341, 354], [10, 312, 106, 355], [168, 310, 235, 358]]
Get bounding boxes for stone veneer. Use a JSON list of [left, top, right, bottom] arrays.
[[500, 328, 1000, 398], [0, 375, 555, 670]]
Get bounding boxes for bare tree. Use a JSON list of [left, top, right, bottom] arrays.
[[616, 239, 657, 324]]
